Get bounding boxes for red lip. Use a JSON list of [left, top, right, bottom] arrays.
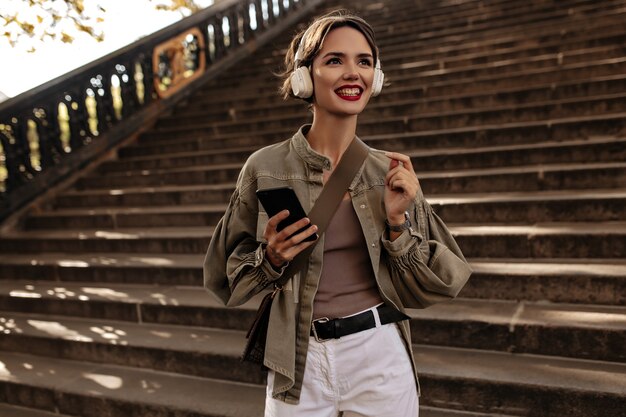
[[335, 85, 364, 101]]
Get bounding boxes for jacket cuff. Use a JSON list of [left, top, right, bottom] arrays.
[[256, 243, 288, 281], [382, 230, 410, 256]]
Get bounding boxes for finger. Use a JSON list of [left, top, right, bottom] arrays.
[[390, 178, 408, 192], [386, 159, 415, 179], [385, 167, 406, 187], [386, 163, 420, 186], [268, 223, 317, 265], [287, 224, 319, 245], [385, 151, 415, 174], [275, 217, 312, 241], [282, 238, 318, 260], [267, 209, 290, 230]]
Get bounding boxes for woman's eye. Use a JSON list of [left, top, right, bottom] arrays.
[[326, 57, 341, 65], [360, 59, 373, 66]]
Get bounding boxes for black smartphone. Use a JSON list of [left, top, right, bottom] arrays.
[[256, 186, 318, 242]]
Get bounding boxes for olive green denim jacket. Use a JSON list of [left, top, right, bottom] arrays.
[[204, 125, 472, 404]]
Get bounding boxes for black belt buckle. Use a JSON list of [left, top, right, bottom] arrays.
[[311, 317, 331, 342]]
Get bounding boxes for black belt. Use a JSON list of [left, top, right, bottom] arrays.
[[310, 304, 409, 342]]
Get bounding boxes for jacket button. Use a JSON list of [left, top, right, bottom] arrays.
[[360, 204, 366, 209]]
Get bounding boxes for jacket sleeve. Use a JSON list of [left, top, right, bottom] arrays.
[[382, 196, 472, 309], [203, 179, 286, 307]]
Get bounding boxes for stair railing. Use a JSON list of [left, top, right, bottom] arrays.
[[0, 0, 322, 222]]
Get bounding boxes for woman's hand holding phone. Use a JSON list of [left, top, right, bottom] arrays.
[[263, 210, 318, 268]]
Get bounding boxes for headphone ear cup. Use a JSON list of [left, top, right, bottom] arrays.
[[372, 66, 384, 97], [291, 66, 313, 98]]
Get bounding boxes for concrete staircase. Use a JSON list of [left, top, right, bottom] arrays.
[[0, 0, 625, 415]]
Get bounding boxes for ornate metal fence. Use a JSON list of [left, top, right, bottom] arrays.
[[0, 0, 321, 221]]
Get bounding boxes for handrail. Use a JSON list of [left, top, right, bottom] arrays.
[[0, 0, 321, 221]]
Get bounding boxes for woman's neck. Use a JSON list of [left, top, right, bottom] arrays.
[[306, 113, 358, 169]]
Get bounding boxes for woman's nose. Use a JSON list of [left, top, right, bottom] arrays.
[[343, 66, 359, 80]]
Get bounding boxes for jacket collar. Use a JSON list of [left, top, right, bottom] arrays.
[[291, 125, 368, 191], [292, 124, 332, 171]]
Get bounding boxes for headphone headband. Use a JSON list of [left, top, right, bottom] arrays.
[[294, 24, 316, 66]]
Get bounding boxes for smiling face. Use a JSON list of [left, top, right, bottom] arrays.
[[310, 26, 375, 118]]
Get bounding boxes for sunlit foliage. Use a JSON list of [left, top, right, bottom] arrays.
[[1, 0, 204, 51]]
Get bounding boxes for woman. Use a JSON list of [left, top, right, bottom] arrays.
[[204, 10, 472, 417]]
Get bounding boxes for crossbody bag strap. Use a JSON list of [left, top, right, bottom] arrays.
[[275, 137, 369, 287]]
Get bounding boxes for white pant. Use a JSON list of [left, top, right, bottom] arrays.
[[265, 312, 419, 417]]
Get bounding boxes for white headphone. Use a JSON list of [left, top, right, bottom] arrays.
[[290, 25, 385, 99]]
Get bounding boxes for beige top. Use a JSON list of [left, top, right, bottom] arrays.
[[313, 199, 383, 319]]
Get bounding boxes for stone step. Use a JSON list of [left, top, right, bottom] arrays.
[[94, 137, 626, 182], [0, 253, 203, 285], [102, 146, 256, 173], [38, 188, 626, 230], [226, 0, 624, 79], [421, 407, 519, 417], [0, 281, 257, 331], [387, 56, 626, 101], [361, 115, 626, 154], [75, 162, 243, 189], [19, 206, 220, 231], [0, 401, 518, 417], [374, 0, 624, 47], [179, 73, 626, 124], [408, 299, 626, 362], [55, 183, 236, 208], [0, 227, 215, 254], [0, 351, 265, 417], [0, 293, 623, 362], [387, 42, 625, 74], [152, 92, 626, 139], [397, 6, 626, 56], [226, 19, 626, 87], [130, 112, 626, 157], [350, 0, 621, 40], [74, 160, 626, 196], [0, 404, 73, 417], [203, 45, 626, 98], [0, 244, 623, 304], [21, 187, 626, 233], [223, 30, 626, 99], [440, 408, 530, 417], [186, 66, 626, 120], [215, 28, 626, 80], [14, 217, 626, 262], [404, 136, 626, 172], [414, 344, 626, 417], [452, 222, 626, 259], [0, 339, 624, 416], [0, 312, 265, 384], [54, 169, 626, 217], [22, 205, 226, 230], [359, 0, 556, 22], [189, 53, 626, 108], [462, 259, 626, 306], [430, 189, 626, 223], [380, 21, 626, 68]]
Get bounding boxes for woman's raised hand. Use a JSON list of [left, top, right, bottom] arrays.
[[384, 151, 420, 224], [264, 210, 318, 268]]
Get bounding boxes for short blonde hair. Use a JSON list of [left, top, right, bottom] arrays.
[[279, 10, 379, 103]]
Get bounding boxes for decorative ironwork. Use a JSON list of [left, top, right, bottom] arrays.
[[0, 0, 314, 219], [153, 28, 205, 98]]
